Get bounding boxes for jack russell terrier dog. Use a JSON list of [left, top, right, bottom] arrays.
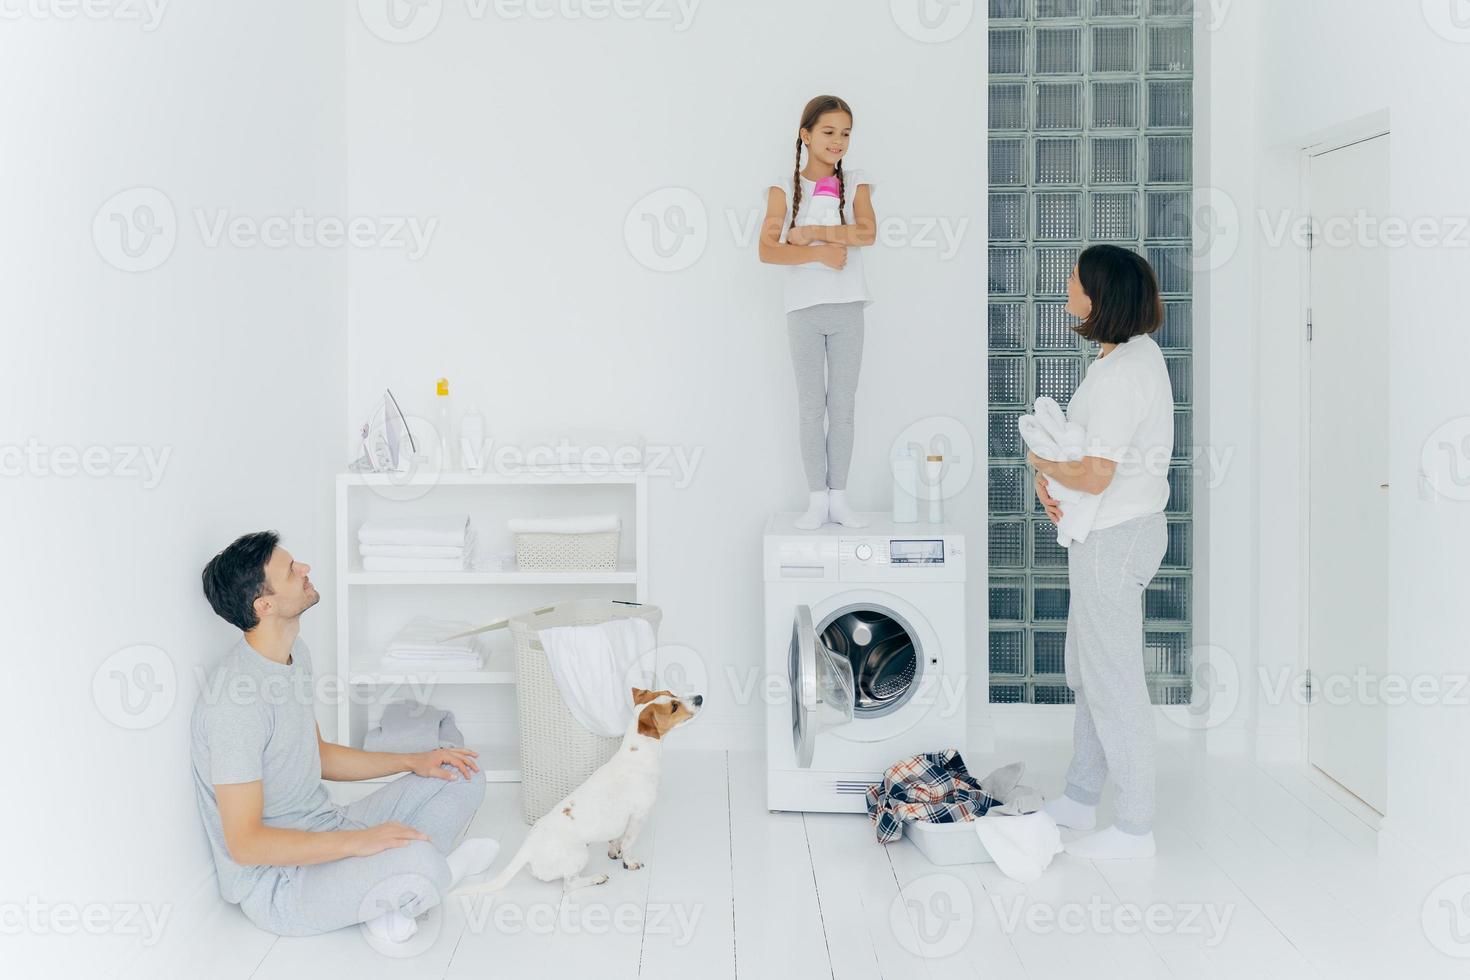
[[455, 688, 702, 895]]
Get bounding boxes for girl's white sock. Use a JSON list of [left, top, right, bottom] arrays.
[[794, 491, 829, 530], [827, 489, 867, 528]]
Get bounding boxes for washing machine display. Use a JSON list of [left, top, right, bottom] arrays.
[[889, 539, 944, 564]]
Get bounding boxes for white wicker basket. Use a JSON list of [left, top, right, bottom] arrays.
[[509, 599, 661, 824], [514, 529, 620, 571]]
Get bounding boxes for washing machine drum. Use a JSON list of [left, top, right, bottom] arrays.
[[820, 609, 920, 716]]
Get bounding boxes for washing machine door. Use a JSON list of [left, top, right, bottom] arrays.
[[790, 604, 856, 768]]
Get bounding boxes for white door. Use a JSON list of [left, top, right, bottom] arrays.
[[1306, 133, 1390, 814]]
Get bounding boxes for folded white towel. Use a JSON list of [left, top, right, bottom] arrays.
[[537, 618, 656, 737], [362, 555, 469, 572], [507, 513, 620, 535], [359, 529, 477, 559], [358, 515, 471, 548], [1017, 398, 1103, 548], [386, 616, 483, 654]]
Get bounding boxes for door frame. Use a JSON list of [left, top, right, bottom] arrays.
[[1296, 122, 1391, 812]]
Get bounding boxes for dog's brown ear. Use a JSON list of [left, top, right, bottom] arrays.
[[636, 703, 662, 739], [631, 687, 657, 706]]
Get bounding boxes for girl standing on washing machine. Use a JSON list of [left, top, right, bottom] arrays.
[[1031, 245, 1174, 860], [758, 94, 877, 530]]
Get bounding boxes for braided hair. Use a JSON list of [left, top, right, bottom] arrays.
[[789, 94, 853, 232]]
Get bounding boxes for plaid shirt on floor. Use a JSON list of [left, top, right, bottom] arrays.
[[864, 750, 1001, 843]]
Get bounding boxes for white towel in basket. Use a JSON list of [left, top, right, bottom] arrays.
[[537, 617, 657, 737], [507, 514, 620, 535]]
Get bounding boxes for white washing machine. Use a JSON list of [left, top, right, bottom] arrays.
[[765, 512, 967, 813]]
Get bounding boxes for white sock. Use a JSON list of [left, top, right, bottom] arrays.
[[794, 491, 829, 530], [447, 837, 501, 886], [1064, 825, 1156, 860], [363, 909, 419, 945], [826, 489, 867, 528], [1044, 794, 1097, 831]]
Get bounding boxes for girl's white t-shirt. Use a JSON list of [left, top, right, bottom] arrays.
[[768, 168, 874, 314], [1064, 333, 1174, 530]]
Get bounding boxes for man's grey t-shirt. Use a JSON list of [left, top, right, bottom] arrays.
[[190, 637, 342, 903]]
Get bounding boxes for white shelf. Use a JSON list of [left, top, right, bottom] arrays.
[[334, 464, 649, 778], [346, 564, 638, 586], [337, 468, 642, 488]]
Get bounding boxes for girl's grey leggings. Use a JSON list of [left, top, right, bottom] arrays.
[[787, 301, 865, 492], [1062, 511, 1168, 834]]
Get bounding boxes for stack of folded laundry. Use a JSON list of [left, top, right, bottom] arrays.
[[1016, 396, 1102, 548], [380, 616, 484, 673], [357, 514, 476, 572]]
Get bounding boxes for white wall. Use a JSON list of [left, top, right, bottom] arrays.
[[344, 0, 989, 748], [1193, 0, 1263, 753], [1208, 0, 1470, 856], [0, 4, 346, 974]]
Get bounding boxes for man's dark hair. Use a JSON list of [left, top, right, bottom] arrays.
[[1075, 244, 1164, 345], [201, 531, 280, 631]]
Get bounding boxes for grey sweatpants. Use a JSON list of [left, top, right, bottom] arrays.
[[239, 766, 485, 936], [1062, 512, 1167, 834], [787, 301, 865, 492]]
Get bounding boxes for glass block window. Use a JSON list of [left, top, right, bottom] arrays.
[[987, 0, 1193, 705]]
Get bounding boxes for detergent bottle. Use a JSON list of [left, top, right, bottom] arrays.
[[797, 175, 843, 235]]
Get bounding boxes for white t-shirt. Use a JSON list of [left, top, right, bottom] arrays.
[[768, 168, 874, 314], [1064, 333, 1174, 530]]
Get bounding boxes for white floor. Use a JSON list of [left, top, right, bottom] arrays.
[[160, 739, 1463, 980]]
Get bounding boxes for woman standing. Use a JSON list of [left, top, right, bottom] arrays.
[[1031, 245, 1174, 859], [758, 95, 877, 529]]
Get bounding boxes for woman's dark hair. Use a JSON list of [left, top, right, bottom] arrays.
[[790, 95, 852, 231], [201, 531, 279, 631], [1075, 244, 1164, 344]]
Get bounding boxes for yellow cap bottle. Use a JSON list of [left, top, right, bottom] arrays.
[[435, 378, 454, 468]]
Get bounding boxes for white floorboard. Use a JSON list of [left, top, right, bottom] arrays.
[[120, 741, 1470, 979]]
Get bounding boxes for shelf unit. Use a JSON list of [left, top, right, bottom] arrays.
[[332, 467, 648, 789]]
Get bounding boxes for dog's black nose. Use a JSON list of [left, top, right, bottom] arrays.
[[692, 695, 704, 707]]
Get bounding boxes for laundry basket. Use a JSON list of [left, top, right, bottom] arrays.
[[509, 599, 661, 824]]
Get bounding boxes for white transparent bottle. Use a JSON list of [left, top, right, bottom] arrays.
[[891, 448, 920, 524]]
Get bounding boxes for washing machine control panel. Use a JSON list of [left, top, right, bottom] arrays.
[[837, 534, 965, 581]]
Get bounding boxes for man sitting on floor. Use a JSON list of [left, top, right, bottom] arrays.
[[191, 530, 499, 949]]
